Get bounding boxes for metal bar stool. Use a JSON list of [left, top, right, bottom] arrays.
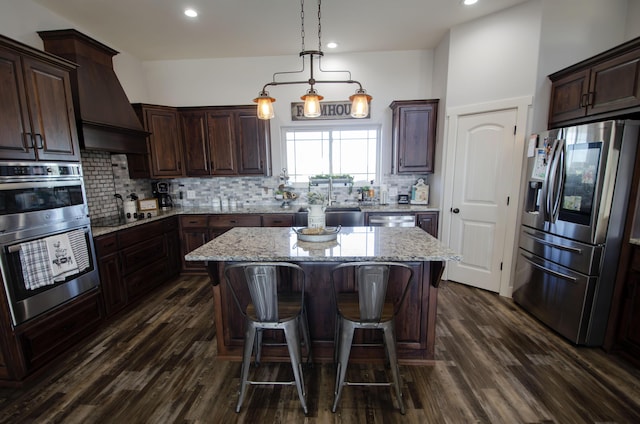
[[224, 262, 312, 414], [330, 261, 414, 414]]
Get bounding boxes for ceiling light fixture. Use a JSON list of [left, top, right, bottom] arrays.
[[253, 0, 372, 120], [184, 9, 198, 18], [463, 0, 478, 5]]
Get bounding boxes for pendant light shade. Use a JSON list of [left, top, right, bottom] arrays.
[[253, 0, 372, 120], [253, 91, 275, 120], [349, 89, 372, 118], [301, 89, 324, 118]]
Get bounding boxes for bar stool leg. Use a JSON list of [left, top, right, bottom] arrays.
[[283, 319, 308, 414], [300, 308, 313, 364], [383, 321, 405, 414], [255, 329, 263, 366], [332, 320, 355, 413], [237, 323, 257, 412]]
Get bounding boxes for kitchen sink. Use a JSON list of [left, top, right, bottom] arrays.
[[295, 206, 364, 227]]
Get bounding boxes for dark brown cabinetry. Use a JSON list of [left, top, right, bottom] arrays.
[[548, 37, 640, 128], [132, 104, 184, 178], [16, 291, 102, 372], [262, 214, 294, 227], [180, 214, 263, 274], [417, 212, 439, 238], [95, 217, 180, 317], [0, 35, 80, 162], [181, 106, 271, 177], [390, 100, 438, 174]]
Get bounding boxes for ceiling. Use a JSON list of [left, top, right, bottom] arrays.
[[32, 0, 530, 61]]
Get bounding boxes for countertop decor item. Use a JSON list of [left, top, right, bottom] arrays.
[[252, 0, 372, 120], [293, 225, 341, 242]]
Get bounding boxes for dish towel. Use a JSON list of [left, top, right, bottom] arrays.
[[68, 229, 90, 272], [45, 232, 78, 278], [19, 240, 54, 290]]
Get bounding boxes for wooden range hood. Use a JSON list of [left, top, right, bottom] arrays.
[[38, 29, 148, 154]]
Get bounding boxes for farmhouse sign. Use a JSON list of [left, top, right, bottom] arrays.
[[290, 101, 371, 121]]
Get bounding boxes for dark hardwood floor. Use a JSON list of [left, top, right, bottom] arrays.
[[0, 275, 639, 423]]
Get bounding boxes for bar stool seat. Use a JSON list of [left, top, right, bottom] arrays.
[[330, 262, 414, 414], [225, 262, 312, 414]]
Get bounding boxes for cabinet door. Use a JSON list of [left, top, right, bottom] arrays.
[[22, 56, 80, 161], [182, 110, 211, 176], [589, 49, 640, 116], [143, 107, 184, 177], [207, 110, 237, 175], [548, 69, 590, 127], [391, 100, 438, 174], [417, 212, 439, 238], [0, 48, 35, 160], [617, 246, 640, 359], [95, 234, 126, 317], [236, 109, 269, 175], [181, 229, 209, 272]]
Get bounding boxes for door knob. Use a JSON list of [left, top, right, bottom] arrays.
[[451, 208, 460, 214]]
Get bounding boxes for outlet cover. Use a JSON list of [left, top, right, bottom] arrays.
[[187, 190, 196, 199]]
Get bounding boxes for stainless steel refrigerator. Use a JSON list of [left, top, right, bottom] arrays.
[[513, 120, 639, 346]]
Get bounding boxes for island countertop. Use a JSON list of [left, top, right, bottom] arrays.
[[185, 226, 461, 263]]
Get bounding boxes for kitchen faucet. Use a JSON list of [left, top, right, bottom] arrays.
[[327, 176, 336, 206]]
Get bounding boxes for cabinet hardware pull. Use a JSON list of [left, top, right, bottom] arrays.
[[587, 91, 594, 107], [34, 134, 44, 149], [22, 133, 32, 151]]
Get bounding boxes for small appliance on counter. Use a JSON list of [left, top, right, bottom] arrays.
[[152, 182, 173, 210]]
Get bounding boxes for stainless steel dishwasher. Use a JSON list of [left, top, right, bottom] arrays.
[[367, 214, 416, 227]]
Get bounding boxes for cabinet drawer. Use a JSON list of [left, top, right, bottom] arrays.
[[119, 220, 165, 248], [120, 234, 167, 275], [209, 214, 261, 228], [95, 233, 118, 256], [125, 259, 170, 300], [18, 291, 102, 370], [262, 214, 294, 227], [180, 215, 209, 228]]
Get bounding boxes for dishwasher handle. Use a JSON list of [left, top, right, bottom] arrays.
[[368, 215, 416, 227]]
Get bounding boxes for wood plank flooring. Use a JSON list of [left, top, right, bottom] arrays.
[[0, 275, 639, 423]]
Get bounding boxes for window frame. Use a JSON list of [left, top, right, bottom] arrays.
[[280, 124, 382, 188]]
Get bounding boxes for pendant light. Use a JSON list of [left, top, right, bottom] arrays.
[[253, 0, 372, 120]]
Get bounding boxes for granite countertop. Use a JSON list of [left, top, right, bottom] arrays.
[[630, 238, 640, 246], [184, 226, 461, 263], [90, 204, 440, 237]]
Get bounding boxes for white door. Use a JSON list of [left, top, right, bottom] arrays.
[[446, 108, 518, 292]]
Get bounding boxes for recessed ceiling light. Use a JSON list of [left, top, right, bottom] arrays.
[[327, 42, 338, 49], [463, 0, 478, 5], [184, 8, 198, 18]]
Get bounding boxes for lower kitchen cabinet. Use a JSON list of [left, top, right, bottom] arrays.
[[95, 217, 181, 317], [180, 213, 263, 274], [15, 290, 103, 372], [417, 212, 439, 238], [262, 213, 294, 227]]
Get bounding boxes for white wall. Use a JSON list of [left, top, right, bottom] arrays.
[[142, 49, 434, 177], [446, 0, 542, 109], [531, 0, 631, 132]]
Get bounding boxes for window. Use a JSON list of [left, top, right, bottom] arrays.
[[284, 126, 379, 184]]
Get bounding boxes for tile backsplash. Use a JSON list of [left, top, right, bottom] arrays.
[[81, 151, 424, 218]]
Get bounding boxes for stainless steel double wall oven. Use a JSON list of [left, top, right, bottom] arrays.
[[0, 161, 99, 326]]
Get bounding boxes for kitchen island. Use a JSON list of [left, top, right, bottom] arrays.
[[185, 226, 460, 364]]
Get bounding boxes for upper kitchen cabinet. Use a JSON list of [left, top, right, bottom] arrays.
[[548, 37, 640, 128], [0, 35, 80, 162], [181, 105, 271, 177], [390, 99, 438, 174], [132, 104, 184, 178]]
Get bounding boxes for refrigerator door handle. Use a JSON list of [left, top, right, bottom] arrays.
[[522, 229, 583, 254], [520, 253, 578, 283], [546, 138, 565, 223]]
